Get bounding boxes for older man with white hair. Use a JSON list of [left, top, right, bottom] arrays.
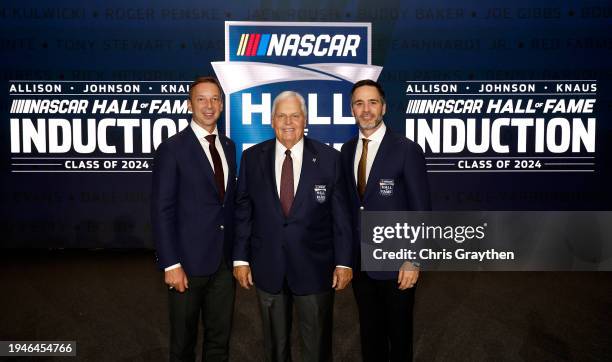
[[233, 91, 353, 361]]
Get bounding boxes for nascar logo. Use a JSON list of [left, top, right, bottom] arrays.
[[235, 33, 361, 57], [213, 21, 382, 157]]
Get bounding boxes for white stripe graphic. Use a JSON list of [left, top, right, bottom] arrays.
[[301, 63, 382, 83], [212, 61, 341, 94], [22, 99, 32, 113], [239, 34, 249, 55], [16, 99, 25, 113], [237, 34, 246, 56], [412, 100, 419, 114], [406, 100, 414, 114], [418, 99, 427, 113]]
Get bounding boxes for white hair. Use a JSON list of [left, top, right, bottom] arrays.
[[271, 91, 307, 119]]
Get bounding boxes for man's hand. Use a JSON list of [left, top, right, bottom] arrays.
[[398, 262, 419, 290], [332, 267, 353, 291], [165, 266, 189, 293], [233, 265, 253, 289]]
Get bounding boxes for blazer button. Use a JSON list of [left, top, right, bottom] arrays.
[[220, 225, 224, 230], [360, 206, 365, 211]]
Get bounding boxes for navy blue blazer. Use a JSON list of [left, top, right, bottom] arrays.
[[151, 126, 236, 277], [233, 137, 352, 295], [340, 127, 431, 280]]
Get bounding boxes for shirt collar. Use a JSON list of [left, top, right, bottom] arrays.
[[276, 137, 304, 159], [190, 119, 218, 140], [358, 121, 386, 143]]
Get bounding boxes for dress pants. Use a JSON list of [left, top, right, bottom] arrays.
[[352, 271, 416, 362], [256, 284, 334, 362], [168, 260, 235, 362]]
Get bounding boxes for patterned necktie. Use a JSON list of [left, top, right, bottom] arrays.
[[280, 149, 294, 217], [357, 138, 370, 200], [204, 134, 225, 202]]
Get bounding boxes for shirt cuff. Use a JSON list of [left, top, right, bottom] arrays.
[[336, 265, 351, 269], [233, 260, 249, 267], [164, 263, 181, 271]]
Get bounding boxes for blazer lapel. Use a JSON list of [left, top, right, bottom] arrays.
[[259, 141, 284, 218], [363, 129, 393, 201], [346, 137, 359, 199], [186, 127, 219, 194], [219, 135, 235, 203], [290, 138, 317, 216]]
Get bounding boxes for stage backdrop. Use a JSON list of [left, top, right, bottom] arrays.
[[1, 0, 610, 248]]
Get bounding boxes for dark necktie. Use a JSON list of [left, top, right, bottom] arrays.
[[205, 134, 225, 202], [280, 149, 294, 217], [357, 138, 370, 200]]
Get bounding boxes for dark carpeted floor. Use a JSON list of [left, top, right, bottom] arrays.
[[0, 250, 610, 361]]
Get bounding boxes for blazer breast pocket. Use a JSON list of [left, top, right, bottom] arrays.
[[377, 178, 395, 197], [312, 183, 332, 204]]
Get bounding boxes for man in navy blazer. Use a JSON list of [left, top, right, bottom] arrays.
[[340, 80, 431, 361], [152, 76, 236, 362], [233, 91, 353, 361]]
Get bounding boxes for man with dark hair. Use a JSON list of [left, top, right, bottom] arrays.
[[341, 79, 431, 361], [152, 76, 236, 361], [188, 76, 223, 99]]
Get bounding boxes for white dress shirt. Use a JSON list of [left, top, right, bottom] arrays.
[[353, 122, 387, 185], [165, 120, 229, 272]]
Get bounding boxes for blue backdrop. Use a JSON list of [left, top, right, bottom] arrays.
[[1, 0, 610, 247]]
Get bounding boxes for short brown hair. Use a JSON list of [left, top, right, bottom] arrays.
[[189, 76, 223, 99], [350, 79, 386, 104]]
